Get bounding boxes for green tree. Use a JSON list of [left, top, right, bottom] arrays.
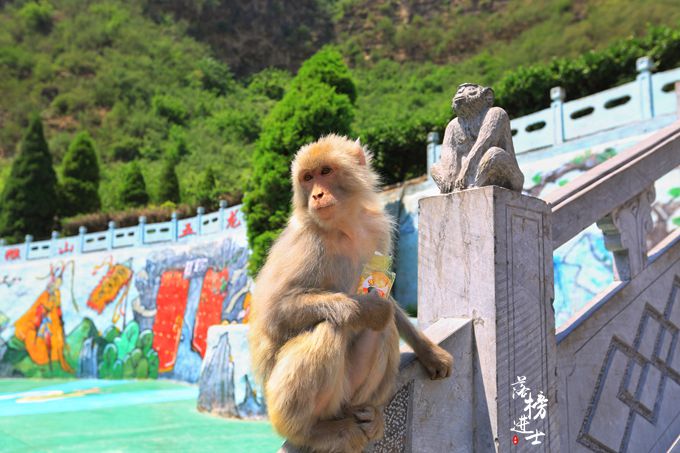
[[195, 167, 217, 208], [243, 47, 356, 274], [60, 131, 101, 217], [0, 114, 58, 242], [119, 162, 149, 208], [158, 156, 180, 204]]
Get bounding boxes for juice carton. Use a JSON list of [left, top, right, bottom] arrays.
[[357, 252, 396, 299]]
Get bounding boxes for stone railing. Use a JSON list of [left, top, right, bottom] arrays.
[[0, 201, 243, 264], [426, 57, 680, 172], [371, 121, 680, 452], [546, 121, 680, 451]]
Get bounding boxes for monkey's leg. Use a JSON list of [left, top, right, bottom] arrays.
[[474, 146, 524, 191], [267, 322, 372, 452]]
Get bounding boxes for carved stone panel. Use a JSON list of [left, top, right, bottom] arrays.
[[578, 278, 680, 452], [557, 233, 680, 452], [597, 186, 655, 280]]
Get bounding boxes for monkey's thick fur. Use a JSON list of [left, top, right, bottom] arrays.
[[249, 135, 453, 453]]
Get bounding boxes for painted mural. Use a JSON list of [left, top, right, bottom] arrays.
[[521, 140, 680, 327], [0, 212, 252, 385]]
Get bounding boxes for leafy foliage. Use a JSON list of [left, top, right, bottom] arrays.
[[158, 156, 180, 204], [496, 25, 680, 116], [0, 115, 58, 242], [119, 162, 149, 208], [243, 47, 356, 274], [60, 131, 101, 217]]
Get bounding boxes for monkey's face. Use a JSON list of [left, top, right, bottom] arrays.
[[452, 84, 493, 116], [299, 164, 342, 221], [292, 135, 378, 227]]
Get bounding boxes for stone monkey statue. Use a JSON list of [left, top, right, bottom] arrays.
[[431, 83, 524, 193]]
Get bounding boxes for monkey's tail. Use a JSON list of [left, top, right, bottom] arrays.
[[266, 321, 348, 443]]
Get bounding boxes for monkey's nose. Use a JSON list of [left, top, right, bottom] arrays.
[[313, 192, 324, 200]]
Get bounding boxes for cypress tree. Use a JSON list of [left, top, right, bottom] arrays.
[[119, 162, 149, 208], [195, 167, 217, 208], [243, 47, 356, 274], [0, 114, 58, 242], [158, 156, 180, 204], [60, 131, 101, 217]]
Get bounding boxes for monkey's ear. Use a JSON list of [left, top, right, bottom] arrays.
[[352, 138, 367, 166], [483, 87, 495, 106]]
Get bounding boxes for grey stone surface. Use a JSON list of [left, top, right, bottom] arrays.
[[418, 187, 559, 451], [366, 317, 474, 453], [545, 121, 680, 248], [197, 327, 238, 417], [430, 83, 523, 194], [597, 186, 655, 280], [556, 229, 680, 452]]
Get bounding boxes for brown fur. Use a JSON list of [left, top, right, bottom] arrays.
[[249, 135, 453, 453]]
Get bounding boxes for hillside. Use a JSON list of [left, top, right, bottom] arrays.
[[1, 0, 680, 225]]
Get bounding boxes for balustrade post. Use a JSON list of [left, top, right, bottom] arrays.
[[24, 234, 33, 260], [0, 238, 5, 247], [637, 56, 654, 119], [419, 187, 559, 451], [197, 207, 205, 235], [77, 226, 87, 254], [107, 221, 116, 250], [218, 200, 228, 231], [551, 86, 566, 145], [675, 81, 680, 119], [50, 231, 59, 257], [171, 212, 179, 242], [426, 131, 440, 183], [137, 216, 146, 246], [596, 186, 655, 281]]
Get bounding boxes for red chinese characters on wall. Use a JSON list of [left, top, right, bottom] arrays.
[[4, 248, 20, 261], [192, 268, 229, 357], [152, 270, 190, 372]]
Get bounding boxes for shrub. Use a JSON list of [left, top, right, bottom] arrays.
[[158, 157, 180, 204], [59, 131, 101, 216], [0, 115, 58, 242], [18, 1, 54, 34], [152, 95, 188, 125], [119, 162, 149, 208]]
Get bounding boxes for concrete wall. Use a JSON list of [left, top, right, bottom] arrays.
[[0, 206, 252, 385]]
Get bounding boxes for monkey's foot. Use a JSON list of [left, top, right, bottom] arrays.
[[419, 343, 454, 380], [352, 405, 384, 442]]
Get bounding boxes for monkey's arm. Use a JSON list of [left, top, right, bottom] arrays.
[[394, 303, 453, 380], [278, 289, 394, 333], [456, 107, 508, 188], [431, 121, 458, 193]]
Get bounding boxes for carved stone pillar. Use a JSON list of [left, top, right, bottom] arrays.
[[419, 186, 559, 451], [596, 186, 655, 281]]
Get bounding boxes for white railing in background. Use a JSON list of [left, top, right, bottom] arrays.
[[426, 56, 680, 170], [0, 200, 244, 264]]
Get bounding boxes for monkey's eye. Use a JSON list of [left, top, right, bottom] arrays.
[[303, 174, 313, 182], [320, 166, 332, 175]]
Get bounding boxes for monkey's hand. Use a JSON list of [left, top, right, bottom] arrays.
[[418, 342, 453, 380], [355, 293, 394, 331]]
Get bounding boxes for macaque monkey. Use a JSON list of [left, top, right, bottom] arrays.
[[249, 135, 453, 452], [431, 83, 524, 193]]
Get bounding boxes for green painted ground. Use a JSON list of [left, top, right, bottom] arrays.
[[0, 379, 283, 452]]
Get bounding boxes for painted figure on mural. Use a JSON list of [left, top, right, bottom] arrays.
[[431, 83, 524, 193], [14, 262, 75, 373]]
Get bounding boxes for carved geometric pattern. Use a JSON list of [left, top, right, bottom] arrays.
[[577, 277, 680, 452], [368, 380, 413, 453]]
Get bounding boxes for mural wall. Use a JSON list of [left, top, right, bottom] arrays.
[[0, 208, 252, 384]]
